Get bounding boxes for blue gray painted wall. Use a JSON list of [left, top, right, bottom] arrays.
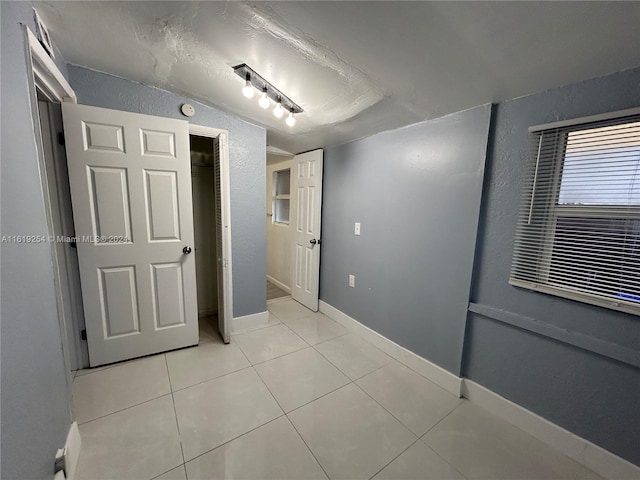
[[1, 2, 74, 479], [320, 104, 492, 374], [465, 67, 640, 465], [67, 65, 267, 318]]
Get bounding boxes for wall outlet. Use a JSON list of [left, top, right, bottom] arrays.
[[354, 222, 361, 235], [349, 274, 355, 287]]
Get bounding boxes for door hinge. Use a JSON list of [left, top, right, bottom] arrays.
[[57, 132, 65, 146], [80, 329, 87, 341]]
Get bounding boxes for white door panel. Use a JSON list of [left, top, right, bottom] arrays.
[[213, 136, 230, 343], [62, 103, 198, 366], [291, 149, 323, 311]]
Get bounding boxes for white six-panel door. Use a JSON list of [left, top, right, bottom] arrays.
[[62, 103, 198, 366], [291, 149, 324, 311]]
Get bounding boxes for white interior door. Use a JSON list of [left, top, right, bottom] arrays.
[[62, 103, 198, 366], [291, 149, 324, 311], [213, 136, 231, 343]]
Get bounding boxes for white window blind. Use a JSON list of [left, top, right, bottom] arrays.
[[509, 108, 640, 316]]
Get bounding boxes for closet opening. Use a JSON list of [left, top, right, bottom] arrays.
[[189, 132, 232, 343]]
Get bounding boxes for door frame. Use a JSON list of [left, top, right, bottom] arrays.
[[189, 124, 234, 339], [25, 26, 80, 411]]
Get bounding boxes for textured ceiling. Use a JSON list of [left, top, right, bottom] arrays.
[[35, 1, 640, 154]]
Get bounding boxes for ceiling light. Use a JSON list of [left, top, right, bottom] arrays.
[[242, 74, 254, 98], [259, 87, 270, 109], [286, 109, 296, 127], [232, 64, 303, 122], [273, 98, 284, 118]]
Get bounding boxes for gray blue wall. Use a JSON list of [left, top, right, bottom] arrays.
[[1, 2, 73, 479], [466, 67, 640, 465], [67, 65, 267, 318], [320, 104, 492, 374]]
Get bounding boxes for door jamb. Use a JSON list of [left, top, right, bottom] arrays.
[[24, 26, 79, 415], [189, 124, 235, 338]]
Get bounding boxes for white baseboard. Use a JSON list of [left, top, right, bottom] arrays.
[[319, 301, 463, 397], [318, 300, 639, 479], [462, 380, 640, 480], [231, 310, 269, 334], [63, 421, 81, 480], [266, 275, 291, 294]]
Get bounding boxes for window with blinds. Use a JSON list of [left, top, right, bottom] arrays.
[[509, 108, 640, 315]]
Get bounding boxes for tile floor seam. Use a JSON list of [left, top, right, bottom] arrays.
[[168, 364, 253, 394], [419, 399, 469, 440], [308, 341, 358, 380], [150, 463, 186, 480], [366, 437, 423, 480], [231, 323, 311, 366], [283, 413, 331, 480], [181, 413, 287, 466], [164, 354, 187, 467], [351, 380, 420, 440], [251, 361, 289, 415], [76, 391, 174, 426], [274, 376, 354, 416], [309, 341, 395, 383], [265, 308, 287, 323], [246, 343, 310, 367], [416, 439, 471, 480]]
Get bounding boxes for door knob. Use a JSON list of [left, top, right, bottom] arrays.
[[183, 246, 192, 255], [310, 239, 321, 245]]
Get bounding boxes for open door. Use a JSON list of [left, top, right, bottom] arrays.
[[291, 149, 324, 311], [62, 103, 198, 366], [213, 135, 231, 343]]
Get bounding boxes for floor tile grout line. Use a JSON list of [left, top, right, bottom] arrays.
[[367, 437, 422, 480], [164, 354, 187, 467], [182, 413, 287, 465], [283, 380, 354, 416], [416, 437, 471, 480], [247, 344, 310, 367], [149, 463, 185, 480], [419, 398, 468, 440], [251, 355, 288, 415], [351, 380, 422, 439], [351, 361, 464, 439], [310, 339, 394, 383], [76, 391, 174, 426], [169, 364, 253, 394], [284, 414, 332, 480]]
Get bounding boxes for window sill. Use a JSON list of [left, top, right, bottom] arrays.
[[509, 278, 640, 317]]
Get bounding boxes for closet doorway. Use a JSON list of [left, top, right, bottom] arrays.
[[189, 127, 233, 344]]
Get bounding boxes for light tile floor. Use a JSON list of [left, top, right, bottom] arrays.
[[73, 302, 604, 480]]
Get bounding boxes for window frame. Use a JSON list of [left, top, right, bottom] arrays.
[[509, 107, 640, 316]]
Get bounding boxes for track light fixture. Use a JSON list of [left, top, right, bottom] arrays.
[[286, 108, 296, 127], [233, 63, 303, 127], [242, 73, 254, 99], [259, 87, 270, 109], [273, 97, 284, 118]]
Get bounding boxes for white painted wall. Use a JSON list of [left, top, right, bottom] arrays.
[[266, 154, 293, 289]]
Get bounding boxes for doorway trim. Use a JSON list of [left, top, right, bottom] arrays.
[[189, 124, 235, 339], [25, 24, 83, 479], [25, 25, 81, 380]]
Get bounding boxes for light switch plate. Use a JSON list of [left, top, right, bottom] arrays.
[[355, 222, 361, 235], [349, 275, 355, 287]]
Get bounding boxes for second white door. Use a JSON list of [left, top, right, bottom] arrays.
[[291, 149, 324, 311]]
